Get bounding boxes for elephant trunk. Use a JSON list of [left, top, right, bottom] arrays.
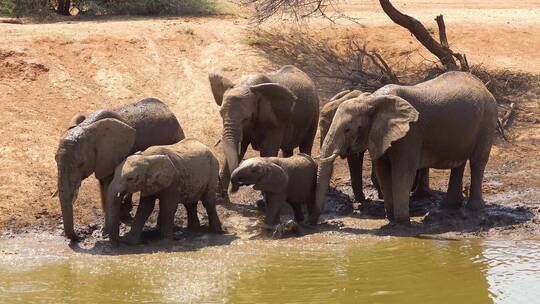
[[57, 167, 81, 240], [222, 118, 242, 175], [106, 182, 124, 242], [308, 133, 341, 225]]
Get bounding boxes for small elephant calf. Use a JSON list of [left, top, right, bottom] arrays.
[[106, 139, 222, 244], [231, 154, 317, 226]]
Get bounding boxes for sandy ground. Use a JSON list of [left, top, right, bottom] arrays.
[[0, 1, 539, 244]]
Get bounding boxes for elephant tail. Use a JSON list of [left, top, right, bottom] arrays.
[[496, 118, 508, 141]]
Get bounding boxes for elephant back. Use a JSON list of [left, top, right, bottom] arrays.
[[268, 66, 320, 148], [114, 98, 185, 153]]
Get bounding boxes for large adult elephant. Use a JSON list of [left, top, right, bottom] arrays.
[[55, 98, 184, 240], [319, 90, 431, 202], [209, 65, 320, 199], [311, 72, 497, 224]]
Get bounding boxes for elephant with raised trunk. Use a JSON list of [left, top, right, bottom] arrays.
[[319, 90, 431, 202], [311, 71, 497, 224], [106, 139, 222, 244], [55, 98, 184, 240], [209, 65, 320, 201]]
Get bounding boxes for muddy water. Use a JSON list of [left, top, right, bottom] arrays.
[[0, 235, 539, 303]]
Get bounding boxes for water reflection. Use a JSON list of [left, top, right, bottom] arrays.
[[0, 237, 538, 303]]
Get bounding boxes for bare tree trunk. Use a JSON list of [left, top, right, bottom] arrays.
[[379, 0, 459, 70], [57, 0, 71, 16]]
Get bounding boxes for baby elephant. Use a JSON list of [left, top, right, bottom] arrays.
[[106, 139, 222, 244], [231, 154, 317, 226]]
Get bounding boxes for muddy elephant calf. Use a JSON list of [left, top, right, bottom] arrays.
[[106, 139, 222, 244], [230, 154, 317, 226]]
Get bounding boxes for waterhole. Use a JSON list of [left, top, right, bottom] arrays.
[[0, 235, 538, 303]]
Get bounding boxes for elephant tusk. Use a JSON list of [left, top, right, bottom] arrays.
[[319, 153, 338, 163], [320, 153, 338, 162], [51, 189, 58, 198], [213, 138, 222, 147]]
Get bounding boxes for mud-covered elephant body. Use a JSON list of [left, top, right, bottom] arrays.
[[312, 71, 497, 224], [106, 139, 222, 243], [319, 90, 431, 202], [209, 65, 320, 199], [231, 154, 317, 226], [55, 98, 184, 240]]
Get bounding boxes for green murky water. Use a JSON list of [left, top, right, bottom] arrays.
[[0, 235, 539, 303]]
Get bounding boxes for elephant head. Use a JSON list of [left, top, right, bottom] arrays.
[[309, 94, 419, 224], [105, 153, 179, 241], [319, 89, 366, 149], [230, 158, 288, 194], [208, 72, 298, 183], [55, 117, 136, 240]]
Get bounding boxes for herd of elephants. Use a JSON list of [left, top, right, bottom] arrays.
[[55, 65, 498, 244]]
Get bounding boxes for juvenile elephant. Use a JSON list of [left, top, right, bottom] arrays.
[[312, 71, 497, 224], [106, 139, 222, 244], [55, 98, 184, 240], [209, 65, 320, 200], [319, 90, 431, 202], [230, 154, 317, 226]]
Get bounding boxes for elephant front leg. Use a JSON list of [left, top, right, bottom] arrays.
[[391, 159, 418, 224], [219, 162, 231, 204], [158, 196, 180, 240], [374, 160, 393, 220], [184, 202, 201, 231], [264, 192, 286, 226], [124, 195, 156, 244], [202, 191, 223, 233], [347, 152, 366, 202], [440, 163, 465, 209], [99, 175, 114, 236]]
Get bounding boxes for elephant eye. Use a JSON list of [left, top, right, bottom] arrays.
[[344, 127, 351, 133]]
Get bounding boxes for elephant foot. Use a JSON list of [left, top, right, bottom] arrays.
[[121, 233, 142, 245], [467, 197, 486, 210], [209, 220, 223, 234]]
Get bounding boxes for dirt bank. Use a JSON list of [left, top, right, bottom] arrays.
[[0, 1, 539, 243]]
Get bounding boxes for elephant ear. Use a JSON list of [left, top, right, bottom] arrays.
[[67, 114, 86, 130], [86, 118, 136, 179], [255, 161, 289, 193], [209, 72, 234, 106], [368, 95, 419, 160], [142, 155, 178, 196], [250, 83, 298, 123]]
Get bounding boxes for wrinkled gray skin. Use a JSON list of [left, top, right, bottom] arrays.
[[319, 90, 431, 202], [55, 98, 184, 240], [106, 139, 222, 244], [230, 154, 317, 226], [312, 72, 497, 224], [209, 65, 319, 201]]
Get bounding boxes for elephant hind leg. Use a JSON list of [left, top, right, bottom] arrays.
[[411, 168, 431, 200], [440, 163, 465, 209]]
